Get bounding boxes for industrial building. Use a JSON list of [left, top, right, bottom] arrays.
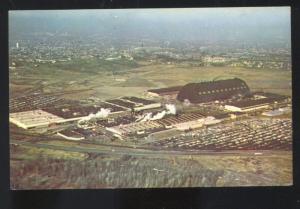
[[104, 112, 221, 137], [9, 77, 292, 147], [173, 120, 204, 131], [9, 110, 66, 129], [122, 96, 161, 111], [43, 103, 126, 119], [173, 117, 221, 131], [96, 115, 136, 128], [106, 121, 164, 137], [177, 78, 250, 103], [147, 86, 183, 99], [262, 107, 291, 117], [225, 96, 288, 112], [252, 92, 289, 100], [156, 112, 205, 128], [9, 96, 162, 130], [105, 97, 161, 112]]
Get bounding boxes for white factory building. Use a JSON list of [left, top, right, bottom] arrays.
[[9, 110, 67, 129]]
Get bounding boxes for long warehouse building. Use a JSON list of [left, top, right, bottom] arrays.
[[177, 78, 250, 104]]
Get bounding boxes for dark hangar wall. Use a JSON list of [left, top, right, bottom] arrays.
[[177, 78, 250, 103]]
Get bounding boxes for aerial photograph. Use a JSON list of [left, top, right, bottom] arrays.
[[9, 7, 292, 189]]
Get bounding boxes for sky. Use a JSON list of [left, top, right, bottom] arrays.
[[9, 7, 291, 43]]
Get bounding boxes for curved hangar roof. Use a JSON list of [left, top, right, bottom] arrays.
[[177, 78, 250, 103]]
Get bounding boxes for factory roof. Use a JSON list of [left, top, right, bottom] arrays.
[[9, 109, 65, 129], [43, 103, 126, 119], [122, 96, 158, 105], [262, 110, 284, 117], [177, 78, 250, 103], [213, 113, 230, 119], [106, 120, 163, 135], [252, 92, 288, 100], [226, 97, 283, 109], [106, 99, 136, 109], [148, 86, 183, 94], [156, 112, 205, 126]]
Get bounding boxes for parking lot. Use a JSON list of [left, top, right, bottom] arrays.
[[9, 94, 66, 113], [148, 119, 292, 151]]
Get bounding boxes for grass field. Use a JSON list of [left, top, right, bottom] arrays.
[[10, 145, 88, 161], [90, 65, 291, 100], [10, 148, 292, 189], [10, 60, 292, 100]]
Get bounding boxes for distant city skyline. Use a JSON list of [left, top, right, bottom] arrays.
[[9, 7, 291, 45]]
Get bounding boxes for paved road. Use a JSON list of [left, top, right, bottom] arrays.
[[10, 139, 291, 157]]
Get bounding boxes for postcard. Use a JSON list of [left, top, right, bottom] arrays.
[[9, 7, 292, 189]]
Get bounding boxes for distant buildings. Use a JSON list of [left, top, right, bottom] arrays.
[[203, 56, 226, 63]]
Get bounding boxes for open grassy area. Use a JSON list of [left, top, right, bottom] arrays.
[[10, 145, 88, 161], [189, 153, 292, 186], [89, 65, 291, 100], [10, 60, 292, 101], [10, 148, 292, 189]]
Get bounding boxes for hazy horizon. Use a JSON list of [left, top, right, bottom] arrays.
[[9, 7, 291, 45]]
